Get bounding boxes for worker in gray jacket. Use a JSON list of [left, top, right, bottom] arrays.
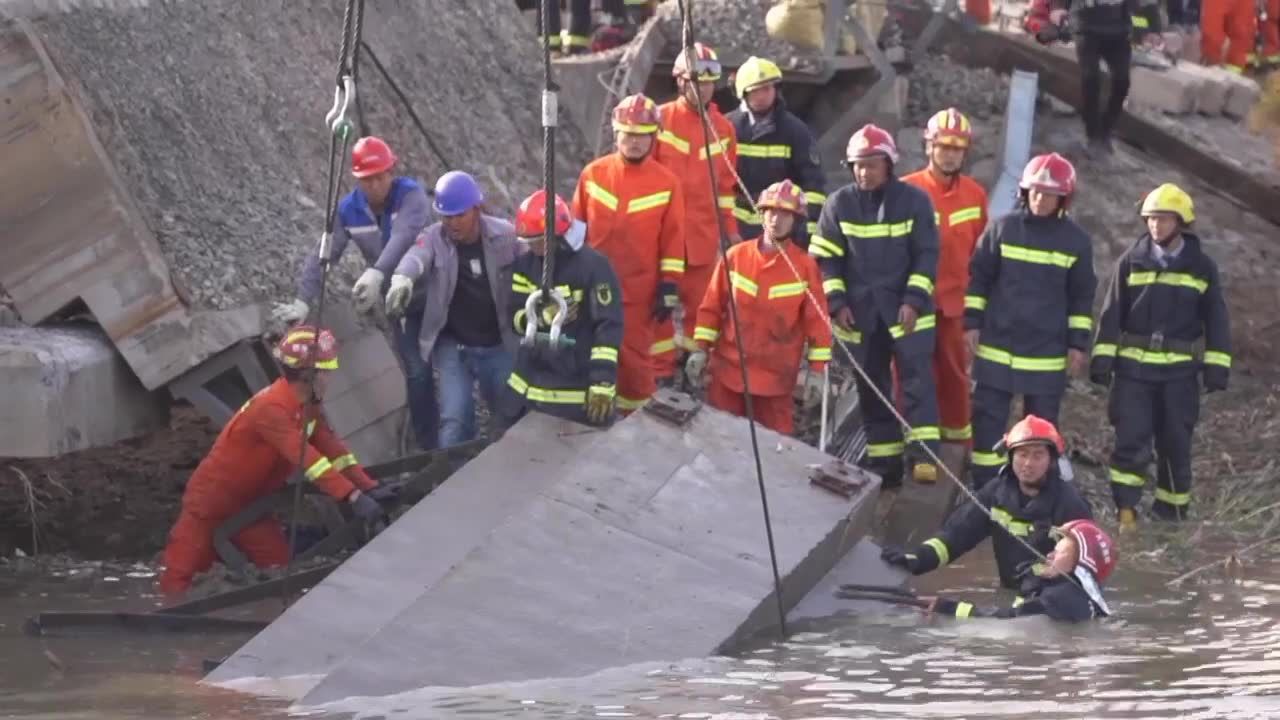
[[385, 171, 526, 448]]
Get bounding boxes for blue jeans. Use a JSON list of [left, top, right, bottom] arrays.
[[431, 335, 514, 447], [391, 303, 439, 450]]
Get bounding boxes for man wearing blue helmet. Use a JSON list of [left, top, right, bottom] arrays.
[[386, 171, 526, 447]]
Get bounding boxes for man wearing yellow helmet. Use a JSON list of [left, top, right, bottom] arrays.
[[1091, 183, 1232, 531], [726, 56, 826, 249]]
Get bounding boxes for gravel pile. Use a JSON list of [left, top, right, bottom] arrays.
[[898, 52, 1010, 186], [32, 0, 591, 311], [658, 0, 802, 62], [1129, 108, 1280, 191]]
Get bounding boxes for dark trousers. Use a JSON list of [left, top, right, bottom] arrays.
[[1108, 375, 1200, 520], [1076, 32, 1132, 140], [851, 319, 940, 488], [970, 384, 1062, 489]]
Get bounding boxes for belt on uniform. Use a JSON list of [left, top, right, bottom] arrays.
[[1119, 331, 1199, 356]]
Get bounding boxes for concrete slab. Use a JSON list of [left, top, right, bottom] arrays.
[[0, 324, 167, 457], [1126, 66, 1199, 115], [1176, 62, 1229, 115], [1212, 68, 1261, 119], [208, 396, 879, 703], [788, 538, 910, 622]]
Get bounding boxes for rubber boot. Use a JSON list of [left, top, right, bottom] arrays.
[[1118, 507, 1138, 533], [912, 461, 939, 484]]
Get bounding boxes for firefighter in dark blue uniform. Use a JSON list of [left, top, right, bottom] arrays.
[[811, 124, 941, 487], [1091, 183, 1231, 531], [881, 415, 1093, 589], [727, 56, 826, 248], [501, 190, 624, 429], [964, 153, 1097, 489]]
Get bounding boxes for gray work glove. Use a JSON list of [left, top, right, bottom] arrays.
[[684, 350, 708, 390], [271, 298, 309, 325], [349, 492, 384, 522], [351, 268, 385, 314], [384, 274, 415, 317]]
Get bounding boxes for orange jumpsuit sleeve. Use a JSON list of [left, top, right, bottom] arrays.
[[571, 167, 589, 221], [801, 256, 834, 372], [659, 178, 687, 284], [692, 257, 728, 350], [718, 123, 740, 238], [310, 418, 379, 492], [247, 402, 358, 502]]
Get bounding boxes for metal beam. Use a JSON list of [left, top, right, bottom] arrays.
[[990, 69, 1039, 218]]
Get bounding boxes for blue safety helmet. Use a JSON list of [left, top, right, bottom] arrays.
[[433, 170, 484, 216]]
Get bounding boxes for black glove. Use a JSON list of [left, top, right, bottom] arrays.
[[349, 493, 384, 522], [1090, 369, 1111, 387], [365, 483, 400, 503], [1203, 369, 1228, 393], [881, 545, 922, 573], [652, 281, 679, 322]]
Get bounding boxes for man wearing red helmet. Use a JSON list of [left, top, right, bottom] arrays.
[[919, 518, 1115, 621], [653, 42, 740, 385], [881, 414, 1092, 590], [964, 153, 1096, 490], [500, 190, 624, 429], [811, 123, 942, 488], [901, 108, 990, 476], [276, 136, 438, 452], [686, 180, 833, 434], [159, 326, 387, 598], [572, 93, 687, 414]]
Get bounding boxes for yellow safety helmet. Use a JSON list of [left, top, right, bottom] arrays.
[[735, 56, 783, 98], [1140, 183, 1195, 224]]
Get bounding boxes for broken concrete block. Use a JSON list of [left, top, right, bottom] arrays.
[[1127, 65, 1199, 115], [1214, 69, 1262, 119], [1175, 62, 1229, 115]]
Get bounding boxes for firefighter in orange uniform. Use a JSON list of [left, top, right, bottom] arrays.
[[653, 41, 739, 383], [158, 326, 385, 598], [573, 93, 686, 413], [901, 108, 989, 467], [1201, 0, 1257, 73], [686, 180, 832, 434]]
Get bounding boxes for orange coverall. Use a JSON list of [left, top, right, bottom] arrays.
[[159, 378, 377, 596], [1201, 0, 1258, 71], [900, 168, 989, 446], [1262, 0, 1280, 67], [693, 239, 832, 434], [653, 98, 739, 377], [573, 152, 687, 410]]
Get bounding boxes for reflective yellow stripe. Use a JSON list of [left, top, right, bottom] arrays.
[[907, 273, 934, 295], [964, 295, 987, 311], [627, 190, 671, 214], [1155, 487, 1191, 506], [1012, 595, 1026, 608], [1117, 348, 1196, 365], [616, 394, 650, 410], [657, 130, 690, 154], [1203, 351, 1232, 368], [889, 314, 937, 339], [314, 359, 339, 370], [591, 346, 618, 363], [562, 32, 591, 47], [941, 424, 972, 441], [866, 441, 905, 458], [700, 138, 731, 159], [718, 195, 736, 210], [1127, 271, 1208, 293], [1132, 15, 1149, 27], [948, 206, 983, 225], [991, 507, 1031, 537], [834, 325, 862, 344], [823, 277, 847, 294], [972, 450, 1004, 467], [693, 326, 719, 343], [809, 235, 845, 258], [512, 273, 538, 293], [650, 337, 676, 355], [1093, 343, 1117, 358], [730, 271, 758, 296], [660, 258, 686, 274], [924, 538, 951, 566], [975, 344, 1067, 371], [1068, 315, 1092, 331], [305, 420, 317, 438], [839, 220, 914, 238], [808, 346, 832, 361], [331, 453, 358, 472], [737, 143, 791, 158], [768, 282, 806, 299], [1110, 467, 1146, 487], [934, 211, 941, 226], [733, 206, 762, 224], [1000, 243, 1077, 268], [510, 372, 588, 404], [585, 180, 619, 211], [305, 457, 333, 481], [806, 221, 819, 234], [908, 425, 941, 442], [1225, 64, 1244, 73], [955, 601, 975, 618], [804, 191, 826, 205]]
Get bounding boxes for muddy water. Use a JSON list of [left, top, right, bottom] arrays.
[[3, 544, 1279, 720]]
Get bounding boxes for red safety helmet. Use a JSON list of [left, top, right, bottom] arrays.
[[274, 325, 340, 371], [514, 189, 574, 239], [846, 123, 899, 164], [756, 179, 807, 216], [612, 93, 661, 134], [351, 136, 397, 178], [924, 107, 973, 148], [1058, 519, 1117, 582], [1020, 152, 1076, 197], [672, 42, 722, 82], [1004, 414, 1066, 456]]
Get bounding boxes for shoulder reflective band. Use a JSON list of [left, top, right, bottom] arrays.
[[730, 271, 759, 296], [991, 507, 1032, 536], [949, 206, 983, 226], [585, 180, 619, 211], [737, 143, 791, 158], [627, 190, 671, 214], [657, 130, 690, 154], [1000, 243, 1077, 268], [767, 281, 807, 299], [839, 219, 914, 238], [700, 137, 731, 159], [923, 537, 951, 566]]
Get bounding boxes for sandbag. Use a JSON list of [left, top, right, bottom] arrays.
[[765, 0, 857, 54]]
